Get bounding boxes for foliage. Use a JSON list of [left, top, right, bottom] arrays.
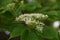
[[0, 0, 60, 40]]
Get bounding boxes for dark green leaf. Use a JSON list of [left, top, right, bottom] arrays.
[[42, 26, 58, 39], [24, 2, 41, 12], [0, 0, 13, 7], [9, 23, 27, 39], [21, 30, 40, 40]]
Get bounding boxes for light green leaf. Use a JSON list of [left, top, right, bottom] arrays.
[[46, 11, 60, 22]]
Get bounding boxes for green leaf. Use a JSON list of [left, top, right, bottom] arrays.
[[0, 0, 13, 7], [47, 11, 58, 16], [21, 30, 40, 40], [42, 26, 58, 39], [40, 6, 50, 12], [9, 23, 27, 39], [24, 2, 41, 12], [45, 11, 59, 21], [58, 34, 60, 40], [56, 10, 60, 20], [10, 24, 26, 38], [0, 10, 16, 32], [9, 3, 23, 17], [0, 11, 14, 25]]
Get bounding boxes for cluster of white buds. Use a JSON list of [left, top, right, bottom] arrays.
[[35, 22, 44, 32], [7, 3, 15, 10], [16, 13, 48, 21], [16, 13, 48, 32], [20, 1, 24, 4]]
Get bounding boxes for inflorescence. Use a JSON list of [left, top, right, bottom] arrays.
[[16, 13, 48, 32]]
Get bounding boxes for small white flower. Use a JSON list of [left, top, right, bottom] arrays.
[[39, 22, 45, 25], [42, 15, 45, 18], [35, 26, 44, 32], [4, 31, 10, 35], [53, 21, 60, 29], [25, 19, 32, 24]]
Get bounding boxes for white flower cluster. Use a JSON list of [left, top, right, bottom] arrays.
[[16, 13, 48, 32]]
